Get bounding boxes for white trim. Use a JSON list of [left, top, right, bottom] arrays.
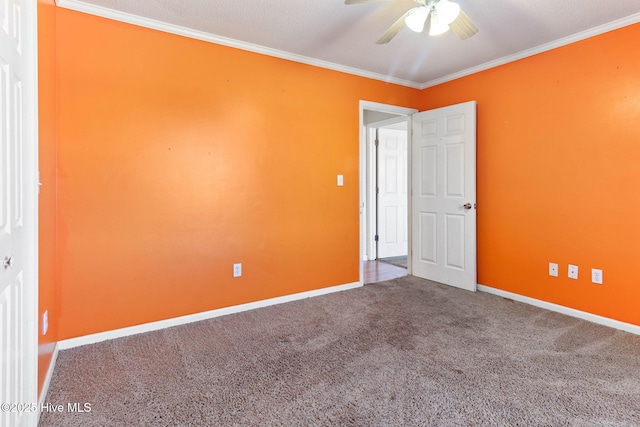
[[368, 115, 409, 129], [57, 0, 640, 90], [359, 101, 418, 117], [58, 281, 361, 350], [55, 0, 421, 89], [478, 285, 640, 336], [420, 13, 640, 88], [365, 125, 376, 262], [37, 343, 59, 424], [25, 0, 40, 424]]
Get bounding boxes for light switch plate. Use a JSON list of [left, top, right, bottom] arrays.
[[337, 175, 344, 186], [549, 263, 558, 277]]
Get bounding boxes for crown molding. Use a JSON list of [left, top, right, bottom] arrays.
[[55, 0, 423, 89], [56, 0, 640, 91], [420, 12, 640, 89]]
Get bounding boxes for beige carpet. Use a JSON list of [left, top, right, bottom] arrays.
[[39, 276, 640, 426]]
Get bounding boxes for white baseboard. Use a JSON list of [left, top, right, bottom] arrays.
[[37, 342, 59, 424], [478, 284, 640, 336], [58, 281, 362, 350]]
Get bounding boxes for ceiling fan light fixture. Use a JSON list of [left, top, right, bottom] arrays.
[[405, 6, 429, 33], [434, 0, 461, 25], [429, 10, 449, 36]]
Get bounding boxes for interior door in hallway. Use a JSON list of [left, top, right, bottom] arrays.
[[411, 101, 476, 292], [0, 1, 38, 426], [377, 127, 408, 259]]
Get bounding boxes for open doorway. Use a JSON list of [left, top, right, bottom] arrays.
[[373, 120, 408, 264], [359, 102, 417, 284], [359, 101, 478, 290]]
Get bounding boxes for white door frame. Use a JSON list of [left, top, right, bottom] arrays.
[[365, 124, 376, 261], [26, 0, 39, 411], [365, 117, 409, 261], [358, 101, 417, 284]]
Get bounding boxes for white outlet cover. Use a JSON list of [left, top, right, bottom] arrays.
[[568, 264, 579, 280], [337, 175, 344, 186], [233, 263, 242, 277], [549, 263, 558, 277], [592, 268, 603, 285]]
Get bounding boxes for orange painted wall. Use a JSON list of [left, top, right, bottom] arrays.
[[54, 9, 420, 340], [420, 24, 640, 326], [37, 0, 58, 396]]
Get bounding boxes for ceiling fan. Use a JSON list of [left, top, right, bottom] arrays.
[[345, 0, 478, 44]]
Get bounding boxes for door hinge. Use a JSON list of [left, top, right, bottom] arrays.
[[374, 139, 379, 146], [376, 187, 379, 194], [374, 235, 379, 242]]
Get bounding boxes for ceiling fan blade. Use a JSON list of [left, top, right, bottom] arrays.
[[345, 0, 391, 4], [449, 9, 478, 40], [376, 8, 417, 44]]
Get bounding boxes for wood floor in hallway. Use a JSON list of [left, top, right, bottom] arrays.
[[363, 260, 407, 284]]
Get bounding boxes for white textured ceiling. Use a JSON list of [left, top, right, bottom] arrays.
[[58, 0, 640, 87]]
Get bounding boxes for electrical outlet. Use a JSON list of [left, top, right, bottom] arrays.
[[592, 268, 603, 285], [233, 263, 242, 278], [568, 264, 579, 280], [42, 310, 48, 336], [337, 174, 344, 186], [549, 262, 558, 277]]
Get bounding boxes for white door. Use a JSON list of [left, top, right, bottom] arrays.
[[377, 127, 408, 259], [411, 101, 476, 291], [0, 1, 38, 426]]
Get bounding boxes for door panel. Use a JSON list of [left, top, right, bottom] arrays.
[[419, 212, 437, 263], [411, 102, 476, 291], [377, 127, 408, 259], [0, 1, 37, 425]]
